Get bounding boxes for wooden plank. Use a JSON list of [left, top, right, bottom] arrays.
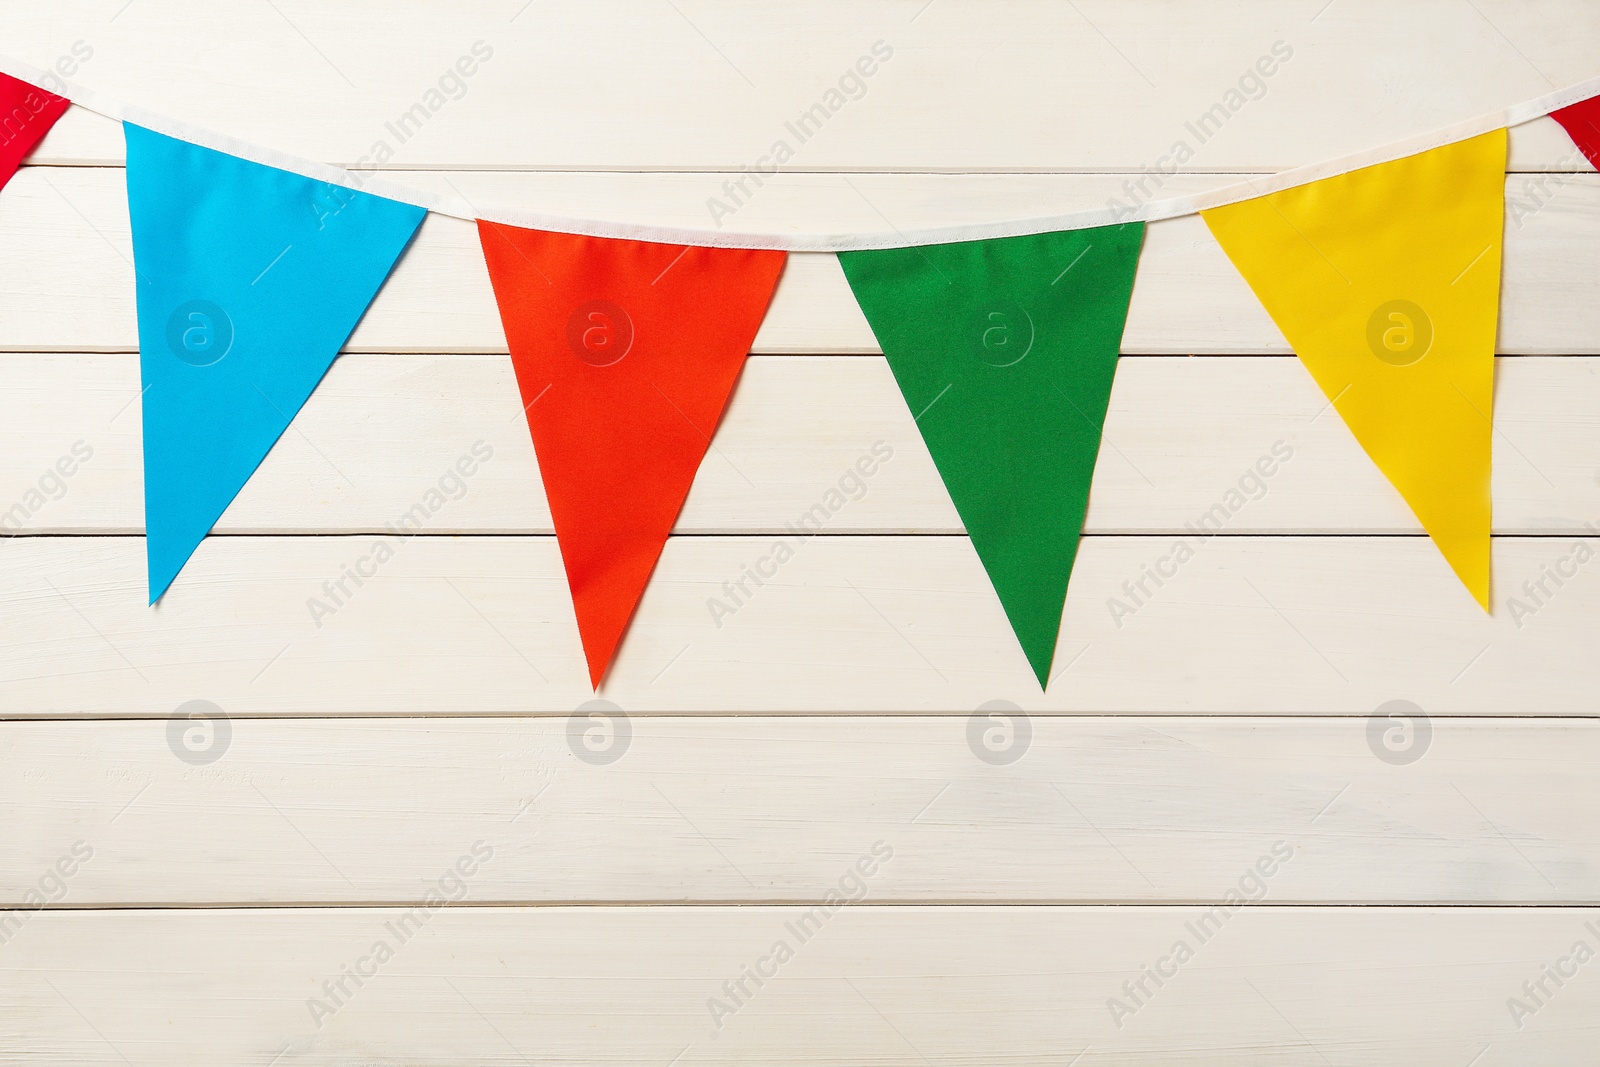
[[7, 9, 1598, 1066], [9, 0, 1597, 172], [1, 534, 1595, 714], [21, 88, 1594, 176], [2, 354, 1598, 536], [9, 168, 1600, 356], [5, 167, 1600, 354], [2, 905, 1596, 1064], [1, 716, 1594, 905]]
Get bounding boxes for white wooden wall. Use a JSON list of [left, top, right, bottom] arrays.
[[3, 1, 1599, 1063]]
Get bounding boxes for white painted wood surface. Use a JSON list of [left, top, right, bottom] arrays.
[[7, 0, 1598, 173], [6, 907, 1600, 1065], [6, 167, 1600, 354], [4, 354, 1600, 535], [1, 717, 1593, 904], [1, 534, 1596, 712], [3, 2, 1599, 1063]]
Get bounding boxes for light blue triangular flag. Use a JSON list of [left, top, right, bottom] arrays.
[[126, 123, 425, 601]]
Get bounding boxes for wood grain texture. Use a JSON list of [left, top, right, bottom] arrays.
[[0, 717, 1593, 905], [8, 0, 1598, 172], [4, 4, 1600, 1063], [4, 167, 1600, 354], [3, 353, 1598, 536], [1, 534, 1594, 714], [3, 906, 1597, 1065]]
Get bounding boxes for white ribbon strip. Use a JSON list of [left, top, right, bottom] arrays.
[[2, 51, 1598, 251]]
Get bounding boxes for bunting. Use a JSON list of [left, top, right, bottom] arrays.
[[2, 56, 1593, 680], [1202, 130, 1506, 608], [0, 72, 67, 192], [127, 123, 425, 600], [1551, 94, 1600, 170], [477, 223, 785, 688], [839, 224, 1145, 687]]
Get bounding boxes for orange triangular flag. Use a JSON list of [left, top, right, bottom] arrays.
[[478, 223, 786, 687], [1202, 131, 1505, 608]]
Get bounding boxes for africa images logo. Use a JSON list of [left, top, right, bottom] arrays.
[[566, 300, 633, 366], [1366, 300, 1432, 366], [972, 303, 1034, 367], [166, 300, 234, 367]]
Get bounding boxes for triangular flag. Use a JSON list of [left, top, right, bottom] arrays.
[[0, 73, 69, 192], [1550, 95, 1600, 170], [838, 224, 1146, 687], [1202, 130, 1505, 609], [127, 123, 425, 600], [477, 223, 786, 687]]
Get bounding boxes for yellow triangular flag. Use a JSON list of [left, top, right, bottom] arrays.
[[1202, 130, 1505, 609]]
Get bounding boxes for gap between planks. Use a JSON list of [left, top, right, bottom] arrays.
[[5, 900, 1600, 910]]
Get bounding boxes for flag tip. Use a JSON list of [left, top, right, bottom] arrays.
[[1028, 654, 1051, 691]]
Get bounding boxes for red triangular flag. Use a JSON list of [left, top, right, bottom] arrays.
[[477, 223, 786, 687], [0, 73, 69, 192], [1551, 95, 1600, 170]]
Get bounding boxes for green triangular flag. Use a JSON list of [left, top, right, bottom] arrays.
[[838, 223, 1145, 687]]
